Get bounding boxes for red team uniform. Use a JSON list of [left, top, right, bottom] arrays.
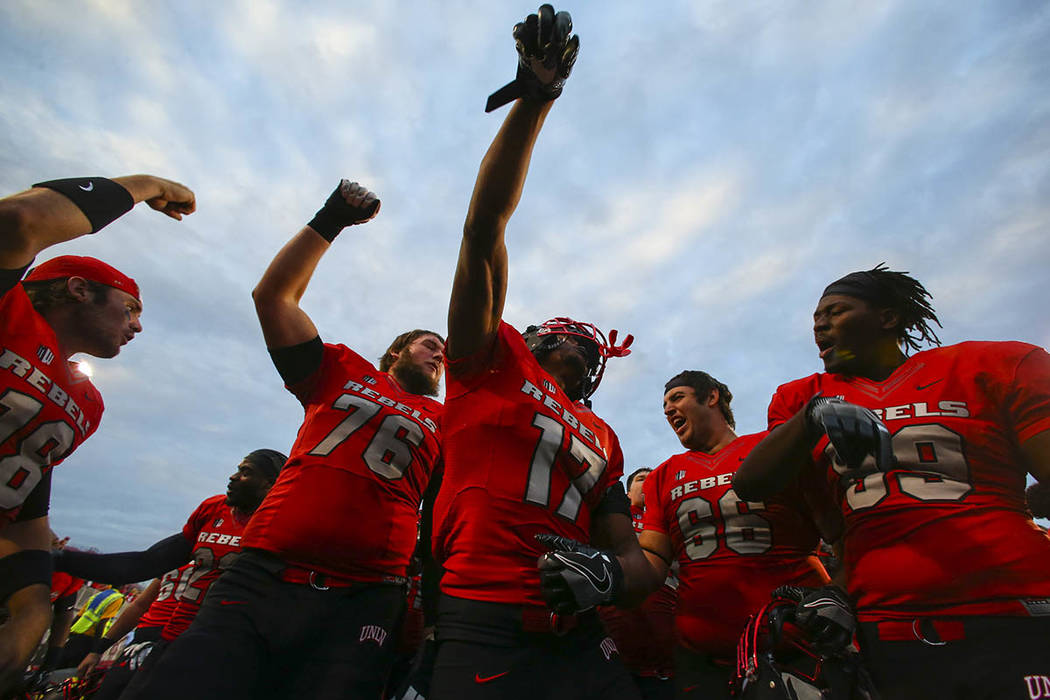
[[0, 281, 104, 524], [642, 433, 828, 659], [243, 343, 442, 582], [135, 564, 192, 633], [435, 322, 625, 607], [161, 494, 248, 640], [49, 571, 83, 605], [124, 342, 442, 700], [768, 342, 1050, 622]]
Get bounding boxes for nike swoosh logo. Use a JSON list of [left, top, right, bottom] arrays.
[[801, 597, 849, 611], [558, 552, 612, 592], [79, 182, 94, 191], [915, 379, 943, 391], [474, 671, 509, 683]]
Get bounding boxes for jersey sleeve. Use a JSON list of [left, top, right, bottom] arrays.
[[444, 322, 517, 395], [1004, 345, 1050, 443], [767, 376, 816, 430], [285, 343, 368, 406], [641, 463, 669, 534], [180, 499, 212, 544]]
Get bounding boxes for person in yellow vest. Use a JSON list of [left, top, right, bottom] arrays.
[[58, 585, 125, 669]]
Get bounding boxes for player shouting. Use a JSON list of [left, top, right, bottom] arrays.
[[0, 173, 194, 693], [733, 264, 1050, 699]]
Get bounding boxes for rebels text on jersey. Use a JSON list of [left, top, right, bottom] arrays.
[[768, 341, 1050, 621], [161, 495, 248, 640], [642, 434, 827, 657], [434, 321, 625, 606], [0, 284, 103, 524], [241, 343, 442, 581]]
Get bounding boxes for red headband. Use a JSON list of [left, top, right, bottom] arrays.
[[24, 255, 140, 301]]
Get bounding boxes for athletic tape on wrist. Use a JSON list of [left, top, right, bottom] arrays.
[[0, 549, 52, 603], [33, 177, 135, 233]]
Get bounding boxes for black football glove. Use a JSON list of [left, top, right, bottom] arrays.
[[793, 585, 856, 655], [485, 4, 580, 112], [805, 396, 894, 473], [536, 533, 623, 614], [307, 179, 381, 242]]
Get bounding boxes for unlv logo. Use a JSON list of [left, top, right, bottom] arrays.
[[675, 470, 686, 481], [599, 637, 618, 661], [543, 379, 557, 394], [359, 625, 388, 646], [362, 375, 378, 385], [213, 518, 224, 527], [37, 345, 55, 365], [1025, 676, 1050, 699]]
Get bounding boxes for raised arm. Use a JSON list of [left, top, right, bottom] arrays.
[[252, 181, 379, 352], [0, 174, 195, 270], [447, 4, 579, 360]]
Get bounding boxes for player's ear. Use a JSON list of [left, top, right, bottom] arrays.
[[878, 307, 901, 333], [66, 276, 92, 302], [707, 388, 720, 408]]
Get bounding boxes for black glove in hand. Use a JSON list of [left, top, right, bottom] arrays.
[[794, 585, 856, 655], [535, 533, 622, 615], [307, 179, 380, 242], [486, 4, 580, 112], [805, 397, 894, 473]]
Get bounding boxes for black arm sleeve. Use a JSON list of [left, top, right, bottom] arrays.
[[14, 469, 52, 522], [593, 481, 631, 518], [419, 466, 444, 627], [53, 533, 193, 585], [268, 336, 324, 387], [0, 264, 30, 296]]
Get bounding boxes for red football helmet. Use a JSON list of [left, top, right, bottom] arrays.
[[521, 317, 633, 400]]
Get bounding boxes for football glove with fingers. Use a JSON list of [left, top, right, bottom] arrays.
[[307, 179, 381, 242], [486, 4, 580, 112], [793, 585, 857, 655], [805, 396, 894, 473], [535, 533, 622, 615]]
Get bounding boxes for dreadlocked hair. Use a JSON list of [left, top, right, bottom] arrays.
[[866, 263, 942, 353]]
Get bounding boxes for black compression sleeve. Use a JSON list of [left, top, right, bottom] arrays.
[[419, 467, 444, 626], [14, 470, 52, 522], [0, 264, 30, 296], [53, 533, 193, 585], [593, 481, 631, 518], [268, 336, 324, 387]]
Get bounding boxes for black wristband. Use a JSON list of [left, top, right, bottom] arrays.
[[92, 635, 117, 655], [306, 181, 379, 243], [0, 549, 52, 603], [32, 177, 135, 233]]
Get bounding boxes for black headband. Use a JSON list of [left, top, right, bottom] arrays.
[[821, 270, 895, 307], [245, 449, 287, 481]]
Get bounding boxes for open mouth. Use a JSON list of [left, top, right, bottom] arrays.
[[815, 337, 834, 360], [670, 415, 687, 433]]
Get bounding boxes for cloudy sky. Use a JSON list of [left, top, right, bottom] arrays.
[[2, 0, 1048, 551]]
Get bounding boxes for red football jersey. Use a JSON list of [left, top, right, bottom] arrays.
[[242, 343, 442, 580], [161, 495, 249, 640], [642, 434, 827, 657], [434, 322, 626, 606], [136, 563, 194, 630], [0, 284, 104, 525], [768, 341, 1050, 621], [598, 504, 676, 678], [50, 570, 83, 604]]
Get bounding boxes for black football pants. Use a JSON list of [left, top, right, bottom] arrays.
[[119, 550, 405, 700]]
